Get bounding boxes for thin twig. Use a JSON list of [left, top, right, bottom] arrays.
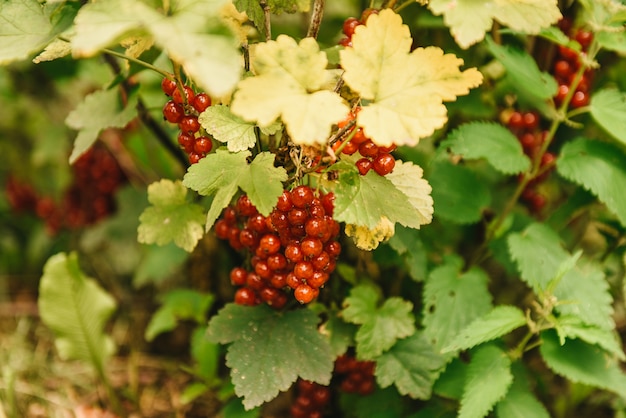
[[306, 0, 325, 38], [260, 0, 272, 41]]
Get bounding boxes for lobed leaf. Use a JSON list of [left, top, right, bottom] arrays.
[[556, 316, 625, 360], [38, 253, 116, 371], [422, 259, 493, 353], [65, 87, 138, 164], [540, 330, 626, 398], [589, 89, 626, 145], [439, 122, 530, 174], [340, 9, 482, 147], [183, 150, 287, 231], [206, 304, 334, 410], [429, 0, 561, 49], [138, 180, 206, 252], [458, 345, 513, 418], [442, 306, 527, 353], [385, 161, 434, 226], [375, 333, 445, 400], [341, 285, 415, 360], [199, 105, 259, 153], [508, 223, 615, 331], [495, 388, 550, 418], [557, 137, 626, 226], [231, 35, 348, 145], [145, 289, 214, 341]]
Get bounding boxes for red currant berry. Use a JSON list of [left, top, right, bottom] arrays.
[[259, 234, 281, 255], [246, 271, 265, 290], [188, 152, 202, 164], [553, 60, 572, 79], [294, 261, 314, 280], [239, 228, 258, 248], [355, 158, 372, 175], [230, 267, 248, 286], [260, 286, 280, 303], [351, 128, 368, 145], [558, 45, 579, 62], [286, 272, 301, 289], [343, 17, 360, 37], [276, 190, 293, 212], [247, 214, 268, 233], [575, 30, 593, 49], [507, 111, 524, 129], [177, 132, 195, 153], [325, 241, 341, 257], [192, 93, 212, 112], [223, 207, 237, 224], [554, 84, 569, 104], [338, 37, 353, 48], [172, 85, 194, 105], [321, 192, 335, 217], [308, 271, 329, 288], [305, 218, 329, 238], [267, 253, 288, 271], [301, 237, 323, 258], [179, 115, 200, 133], [378, 143, 397, 153], [214, 219, 231, 239], [358, 139, 379, 158], [163, 101, 184, 123], [291, 185, 315, 209], [341, 139, 359, 155], [270, 272, 288, 289], [372, 153, 395, 176], [541, 152, 556, 167], [161, 77, 177, 96], [360, 8, 379, 24], [271, 292, 288, 309], [522, 112, 539, 130], [234, 287, 258, 306], [285, 243, 304, 263], [288, 208, 308, 226], [312, 251, 330, 271], [294, 284, 319, 304], [236, 194, 258, 217], [570, 90, 589, 108], [194, 136, 212, 154]]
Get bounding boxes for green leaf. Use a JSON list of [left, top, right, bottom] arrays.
[[423, 259, 493, 352], [540, 330, 626, 398], [183, 150, 287, 230], [385, 161, 434, 227], [138, 180, 206, 252], [206, 304, 334, 410], [0, 0, 77, 64], [439, 122, 531, 174], [72, 0, 241, 97], [199, 105, 258, 152], [341, 284, 416, 360], [191, 325, 220, 380], [442, 306, 527, 353], [321, 313, 357, 357], [589, 89, 626, 145], [596, 30, 626, 54], [133, 243, 189, 288], [145, 289, 214, 341], [220, 397, 261, 418], [375, 333, 445, 399], [180, 382, 210, 405], [429, 160, 491, 224], [387, 225, 428, 281], [65, 87, 138, 164], [333, 161, 430, 229], [486, 36, 558, 104], [508, 223, 615, 331], [38, 252, 116, 372], [459, 345, 513, 418], [495, 388, 550, 418], [556, 316, 625, 360], [433, 357, 468, 400], [557, 138, 626, 226]]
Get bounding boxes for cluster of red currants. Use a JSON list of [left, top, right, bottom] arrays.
[[553, 20, 594, 109], [503, 110, 555, 213], [338, 8, 379, 47], [334, 353, 376, 396], [215, 186, 341, 306], [333, 109, 397, 176], [160, 77, 213, 164], [290, 379, 331, 418], [6, 145, 126, 234]]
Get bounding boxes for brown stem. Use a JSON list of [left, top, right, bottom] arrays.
[[306, 0, 324, 38], [260, 0, 272, 41]]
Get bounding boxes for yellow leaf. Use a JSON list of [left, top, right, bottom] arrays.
[[386, 160, 433, 226], [231, 35, 349, 145], [340, 9, 483, 147], [345, 216, 395, 251], [429, 0, 562, 49]]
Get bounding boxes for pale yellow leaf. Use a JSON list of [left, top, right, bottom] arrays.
[[33, 39, 71, 63], [340, 9, 482, 147], [386, 161, 433, 226], [345, 216, 395, 251], [121, 35, 154, 59], [429, 0, 562, 49], [231, 35, 349, 145]]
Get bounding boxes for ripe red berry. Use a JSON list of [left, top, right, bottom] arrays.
[[343, 17, 360, 37], [575, 30, 593, 49], [325, 241, 341, 257], [372, 153, 395, 176], [267, 253, 288, 271], [192, 93, 212, 112], [258, 233, 281, 255], [236, 194, 258, 216], [234, 287, 258, 306], [554, 84, 569, 105], [276, 190, 293, 212], [301, 237, 323, 258], [294, 261, 314, 280], [177, 132, 195, 153], [305, 218, 328, 238], [541, 152, 556, 167], [188, 152, 202, 164], [172, 85, 194, 105], [358, 140, 379, 158], [308, 271, 329, 288], [312, 251, 330, 271], [522, 112, 539, 130], [356, 158, 372, 175], [570, 90, 589, 108], [351, 128, 368, 145], [254, 260, 272, 279], [360, 8, 379, 24], [321, 192, 335, 217], [161, 77, 177, 96], [215, 219, 231, 239], [239, 228, 258, 248], [285, 243, 304, 263], [230, 267, 248, 286], [194, 136, 212, 154], [246, 271, 265, 289], [288, 208, 308, 226], [163, 101, 184, 123], [294, 284, 319, 304], [179, 115, 200, 133], [291, 185, 315, 209], [338, 37, 353, 48], [553, 60, 572, 79], [507, 111, 524, 129]]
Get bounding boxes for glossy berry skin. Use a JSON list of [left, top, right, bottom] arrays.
[[358, 140, 379, 158], [507, 111, 524, 130], [172, 85, 194, 105], [234, 287, 258, 306], [291, 185, 315, 209], [343, 17, 360, 37], [230, 267, 248, 286], [372, 153, 395, 176], [179, 115, 200, 133], [163, 101, 184, 123], [570, 90, 589, 108], [188, 152, 202, 164], [161, 77, 177, 96], [194, 136, 213, 154], [356, 158, 372, 175], [177, 132, 195, 153], [294, 284, 318, 304], [192, 93, 212, 112]]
